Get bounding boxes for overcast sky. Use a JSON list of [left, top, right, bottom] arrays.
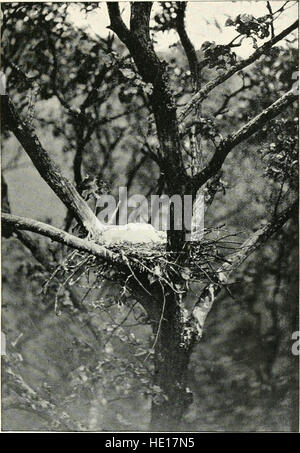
[[67, 1, 298, 57]]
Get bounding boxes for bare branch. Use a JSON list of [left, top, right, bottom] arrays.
[[107, 2, 131, 44], [226, 91, 296, 148], [222, 201, 298, 275], [2, 213, 122, 265], [80, 65, 110, 113], [1, 173, 10, 215], [126, 153, 148, 191], [178, 20, 298, 123], [175, 2, 199, 88], [266, 2, 275, 38], [1, 95, 104, 237], [214, 78, 257, 117], [98, 104, 147, 126], [192, 89, 297, 190]]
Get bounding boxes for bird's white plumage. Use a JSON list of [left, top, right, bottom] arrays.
[[99, 223, 167, 245]]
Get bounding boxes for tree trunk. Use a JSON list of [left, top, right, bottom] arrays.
[[150, 293, 193, 431]]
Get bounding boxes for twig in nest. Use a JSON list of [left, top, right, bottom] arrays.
[[123, 254, 152, 296]]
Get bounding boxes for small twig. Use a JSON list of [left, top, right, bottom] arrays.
[[104, 302, 138, 347], [144, 281, 167, 362], [266, 2, 275, 38]]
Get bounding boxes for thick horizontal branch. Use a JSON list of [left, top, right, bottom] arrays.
[[178, 19, 298, 122], [1, 95, 104, 237], [192, 89, 297, 190], [221, 199, 298, 274], [2, 213, 122, 265], [226, 90, 297, 150], [190, 198, 298, 341]]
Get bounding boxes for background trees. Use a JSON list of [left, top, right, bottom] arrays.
[[1, 1, 298, 431]]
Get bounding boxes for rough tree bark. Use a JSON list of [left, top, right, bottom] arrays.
[[150, 292, 193, 431]]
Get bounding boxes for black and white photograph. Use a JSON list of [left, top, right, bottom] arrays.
[[0, 0, 299, 434]]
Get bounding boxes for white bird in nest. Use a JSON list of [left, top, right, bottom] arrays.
[[99, 222, 167, 246], [93, 200, 167, 245]]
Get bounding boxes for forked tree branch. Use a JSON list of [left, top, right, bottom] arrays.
[[107, 2, 186, 197], [107, 2, 131, 44], [178, 19, 298, 123], [192, 89, 297, 191], [1, 95, 104, 237], [190, 199, 298, 340]]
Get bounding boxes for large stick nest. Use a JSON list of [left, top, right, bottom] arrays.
[[49, 227, 242, 301]]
